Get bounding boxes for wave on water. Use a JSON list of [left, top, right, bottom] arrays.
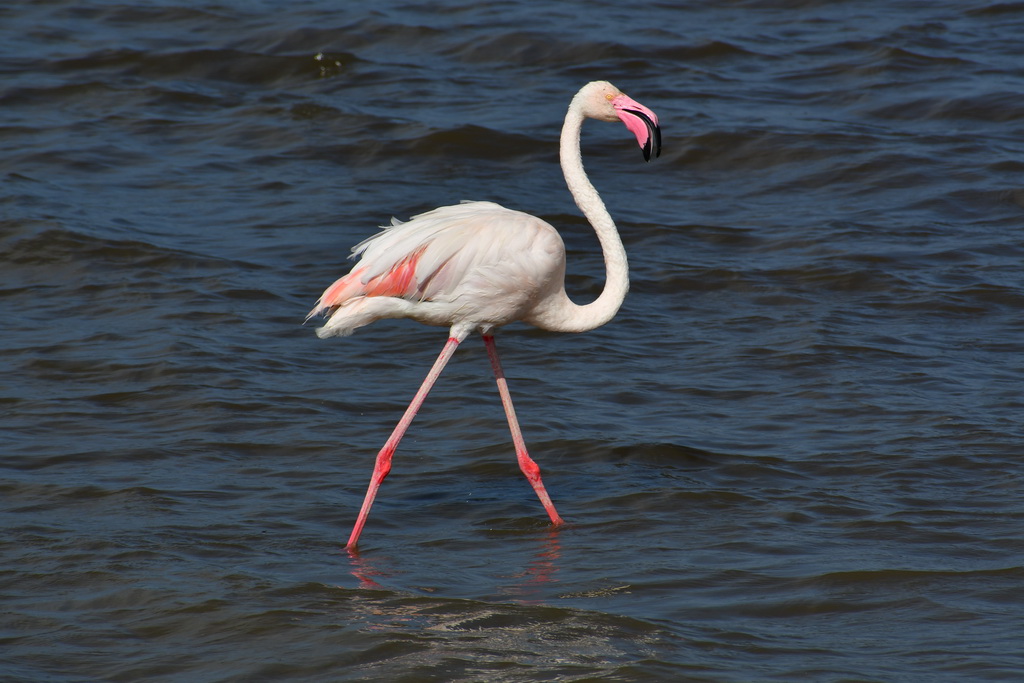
[[3, 1, 1024, 681]]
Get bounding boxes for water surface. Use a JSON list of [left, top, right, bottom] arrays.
[[2, 1, 1023, 680]]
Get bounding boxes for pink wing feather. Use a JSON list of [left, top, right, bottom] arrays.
[[313, 248, 426, 313]]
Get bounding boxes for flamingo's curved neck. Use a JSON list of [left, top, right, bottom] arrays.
[[529, 97, 629, 333]]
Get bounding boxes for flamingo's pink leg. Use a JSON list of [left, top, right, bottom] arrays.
[[347, 335, 462, 549], [483, 334, 564, 526]]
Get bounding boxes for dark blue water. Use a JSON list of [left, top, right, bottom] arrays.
[[3, 1, 1023, 680]]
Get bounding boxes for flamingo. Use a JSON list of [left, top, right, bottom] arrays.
[[308, 81, 661, 548]]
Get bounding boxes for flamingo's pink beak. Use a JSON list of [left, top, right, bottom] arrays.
[[612, 95, 662, 162]]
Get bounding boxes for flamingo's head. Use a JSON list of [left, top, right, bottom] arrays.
[[577, 81, 662, 162]]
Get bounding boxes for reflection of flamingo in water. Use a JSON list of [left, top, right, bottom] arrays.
[[346, 528, 563, 594], [308, 81, 662, 549]]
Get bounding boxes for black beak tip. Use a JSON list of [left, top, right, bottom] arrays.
[[642, 128, 662, 162], [624, 109, 662, 163]]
